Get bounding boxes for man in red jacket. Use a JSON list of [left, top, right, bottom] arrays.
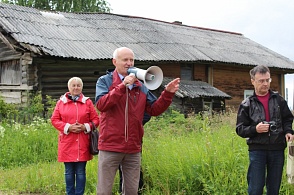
[[95, 47, 180, 195]]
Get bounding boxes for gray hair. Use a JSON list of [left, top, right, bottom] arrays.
[[68, 77, 83, 88], [113, 47, 134, 59], [249, 65, 270, 79]]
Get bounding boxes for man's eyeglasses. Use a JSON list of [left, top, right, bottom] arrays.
[[255, 78, 272, 84]]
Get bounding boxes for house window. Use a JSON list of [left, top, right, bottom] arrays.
[[244, 90, 254, 99], [203, 100, 213, 115], [0, 60, 21, 85], [181, 64, 192, 80]]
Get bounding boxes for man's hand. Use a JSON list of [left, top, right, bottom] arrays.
[[286, 133, 294, 142], [165, 78, 180, 93], [256, 122, 269, 133], [123, 74, 136, 86]]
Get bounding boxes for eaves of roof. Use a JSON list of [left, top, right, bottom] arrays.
[[162, 77, 231, 99]]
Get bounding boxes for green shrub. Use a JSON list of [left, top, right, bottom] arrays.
[[0, 96, 19, 118], [0, 92, 57, 124], [45, 94, 58, 118], [19, 91, 44, 115]]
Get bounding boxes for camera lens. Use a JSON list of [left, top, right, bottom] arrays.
[[270, 125, 277, 132]]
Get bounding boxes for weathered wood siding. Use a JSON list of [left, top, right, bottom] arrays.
[[34, 58, 169, 105], [160, 63, 284, 111], [154, 63, 227, 114], [194, 64, 208, 82], [212, 65, 282, 110], [0, 52, 35, 104], [0, 51, 285, 114], [34, 58, 114, 103], [159, 64, 181, 78], [0, 60, 21, 84], [0, 33, 22, 62], [159, 63, 209, 83]]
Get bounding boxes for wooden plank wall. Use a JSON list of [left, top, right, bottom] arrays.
[[212, 65, 282, 110], [0, 52, 34, 104], [0, 33, 22, 62], [35, 58, 114, 103], [35, 58, 178, 104], [1, 52, 287, 114]]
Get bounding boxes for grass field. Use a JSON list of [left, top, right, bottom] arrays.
[[1, 111, 294, 194]]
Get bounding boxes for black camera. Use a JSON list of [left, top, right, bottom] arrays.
[[262, 121, 277, 132]]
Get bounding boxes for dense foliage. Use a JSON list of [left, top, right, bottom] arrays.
[[0, 0, 111, 13]]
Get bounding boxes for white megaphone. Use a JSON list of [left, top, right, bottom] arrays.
[[127, 66, 163, 90]]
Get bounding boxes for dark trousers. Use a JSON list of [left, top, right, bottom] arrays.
[[247, 150, 284, 195]]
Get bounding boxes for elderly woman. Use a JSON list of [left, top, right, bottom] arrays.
[[51, 77, 99, 195]]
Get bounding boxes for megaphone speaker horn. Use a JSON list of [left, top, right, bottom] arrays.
[[127, 66, 163, 90]]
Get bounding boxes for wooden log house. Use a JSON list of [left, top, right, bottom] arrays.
[[1, 3, 294, 115]]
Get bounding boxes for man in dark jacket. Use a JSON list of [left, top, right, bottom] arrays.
[[236, 65, 294, 195]]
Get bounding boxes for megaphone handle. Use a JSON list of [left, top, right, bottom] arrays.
[[126, 73, 135, 87]]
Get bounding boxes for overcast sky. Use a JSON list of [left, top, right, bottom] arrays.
[[107, 0, 294, 107]]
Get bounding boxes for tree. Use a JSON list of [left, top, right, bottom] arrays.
[[0, 0, 111, 13]]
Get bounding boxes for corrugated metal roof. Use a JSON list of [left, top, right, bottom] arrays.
[[1, 2, 294, 70], [162, 77, 231, 99]]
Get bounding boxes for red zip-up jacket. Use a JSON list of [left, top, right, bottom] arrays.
[[51, 92, 99, 162], [95, 69, 174, 153]]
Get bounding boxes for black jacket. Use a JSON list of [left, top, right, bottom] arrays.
[[236, 90, 294, 151]]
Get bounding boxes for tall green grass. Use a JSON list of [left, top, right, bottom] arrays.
[[0, 117, 56, 169], [1, 111, 294, 194], [142, 112, 248, 194]]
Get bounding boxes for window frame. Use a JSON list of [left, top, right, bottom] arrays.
[[0, 60, 21, 86]]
